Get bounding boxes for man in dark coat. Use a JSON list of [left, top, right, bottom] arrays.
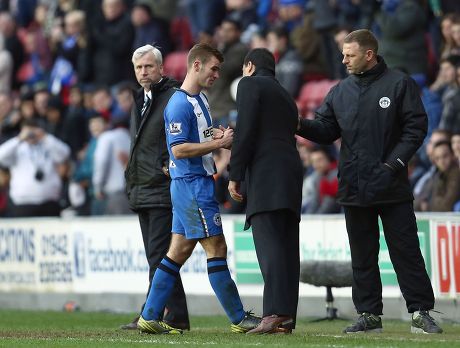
[[228, 48, 303, 334], [297, 29, 442, 334], [121, 44, 189, 330]]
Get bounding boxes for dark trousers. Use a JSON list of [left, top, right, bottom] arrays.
[[138, 207, 189, 324], [343, 202, 435, 315], [251, 209, 300, 323]]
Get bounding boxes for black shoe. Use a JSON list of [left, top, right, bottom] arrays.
[[343, 313, 383, 333], [411, 310, 443, 334], [119, 315, 139, 330]]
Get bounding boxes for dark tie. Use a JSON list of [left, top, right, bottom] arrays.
[[141, 96, 151, 116]]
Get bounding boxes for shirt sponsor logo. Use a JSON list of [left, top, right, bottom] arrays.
[[379, 97, 391, 109], [169, 122, 182, 135]]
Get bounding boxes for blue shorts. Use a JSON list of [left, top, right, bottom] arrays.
[[171, 176, 223, 239]]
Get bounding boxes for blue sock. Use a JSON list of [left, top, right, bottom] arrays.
[[207, 257, 245, 324], [142, 256, 181, 321]]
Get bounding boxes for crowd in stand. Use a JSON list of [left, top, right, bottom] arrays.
[[0, 0, 459, 217]]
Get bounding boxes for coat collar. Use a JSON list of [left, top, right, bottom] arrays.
[[352, 55, 387, 86]]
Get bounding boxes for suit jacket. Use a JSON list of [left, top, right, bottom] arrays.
[[229, 69, 303, 228]]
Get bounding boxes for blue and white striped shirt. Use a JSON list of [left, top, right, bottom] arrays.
[[164, 89, 216, 179]]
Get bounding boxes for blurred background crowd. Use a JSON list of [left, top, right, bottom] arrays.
[[0, 0, 459, 218]]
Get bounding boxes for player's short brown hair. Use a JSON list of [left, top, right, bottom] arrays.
[[187, 43, 224, 68]]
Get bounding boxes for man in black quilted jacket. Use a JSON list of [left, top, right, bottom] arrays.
[[297, 29, 442, 335], [121, 44, 189, 330]]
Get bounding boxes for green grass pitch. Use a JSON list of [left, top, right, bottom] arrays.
[[0, 310, 459, 347]]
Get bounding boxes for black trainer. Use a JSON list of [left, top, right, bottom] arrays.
[[411, 311, 443, 334], [343, 313, 383, 333]]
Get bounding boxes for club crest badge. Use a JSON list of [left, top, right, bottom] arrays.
[[379, 97, 391, 109], [213, 213, 222, 226]]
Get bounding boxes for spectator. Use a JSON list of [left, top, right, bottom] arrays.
[[87, 0, 134, 86], [0, 33, 13, 94], [451, 132, 460, 167], [33, 86, 50, 120], [92, 116, 131, 215], [375, 0, 428, 75], [0, 13, 24, 90], [225, 0, 258, 32], [131, 1, 171, 55], [91, 86, 114, 121], [186, 0, 226, 43], [414, 129, 451, 211], [207, 18, 248, 125], [112, 82, 134, 121], [438, 62, 460, 134], [49, 10, 89, 95], [290, 11, 328, 81], [428, 140, 460, 211], [18, 88, 36, 122], [43, 96, 65, 140], [448, 16, 460, 56], [0, 92, 20, 143], [429, 55, 460, 109], [310, 0, 340, 79], [266, 25, 303, 97], [411, 73, 442, 147], [0, 118, 70, 217], [71, 114, 107, 215], [16, 5, 53, 86], [61, 85, 89, 159], [277, 0, 306, 32], [439, 13, 458, 59], [302, 146, 340, 214]]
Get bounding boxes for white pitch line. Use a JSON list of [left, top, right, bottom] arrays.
[[310, 333, 450, 343]]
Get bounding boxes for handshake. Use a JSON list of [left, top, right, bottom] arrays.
[[213, 125, 234, 150]]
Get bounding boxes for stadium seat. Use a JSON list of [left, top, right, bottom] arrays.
[[163, 51, 188, 81], [297, 79, 339, 118]]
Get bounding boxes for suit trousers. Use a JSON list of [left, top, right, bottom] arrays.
[[138, 207, 189, 324], [251, 209, 300, 323], [343, 202, 435, 315]]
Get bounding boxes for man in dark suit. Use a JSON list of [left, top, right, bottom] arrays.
[[228, 48, 303, 334], [121, 44, 189, 330]]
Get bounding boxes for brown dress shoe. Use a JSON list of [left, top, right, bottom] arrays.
[[119, 315, 139, 330], [246, 315, 294, 334]]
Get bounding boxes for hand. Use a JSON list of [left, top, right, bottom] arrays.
[[162, 165, 170, 177], [117, 151, 129, 168], [18, 127, 31, 141], [212, 125, 226, 140], [228, 180, 244, 202], [220, 127, 234, 150]]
